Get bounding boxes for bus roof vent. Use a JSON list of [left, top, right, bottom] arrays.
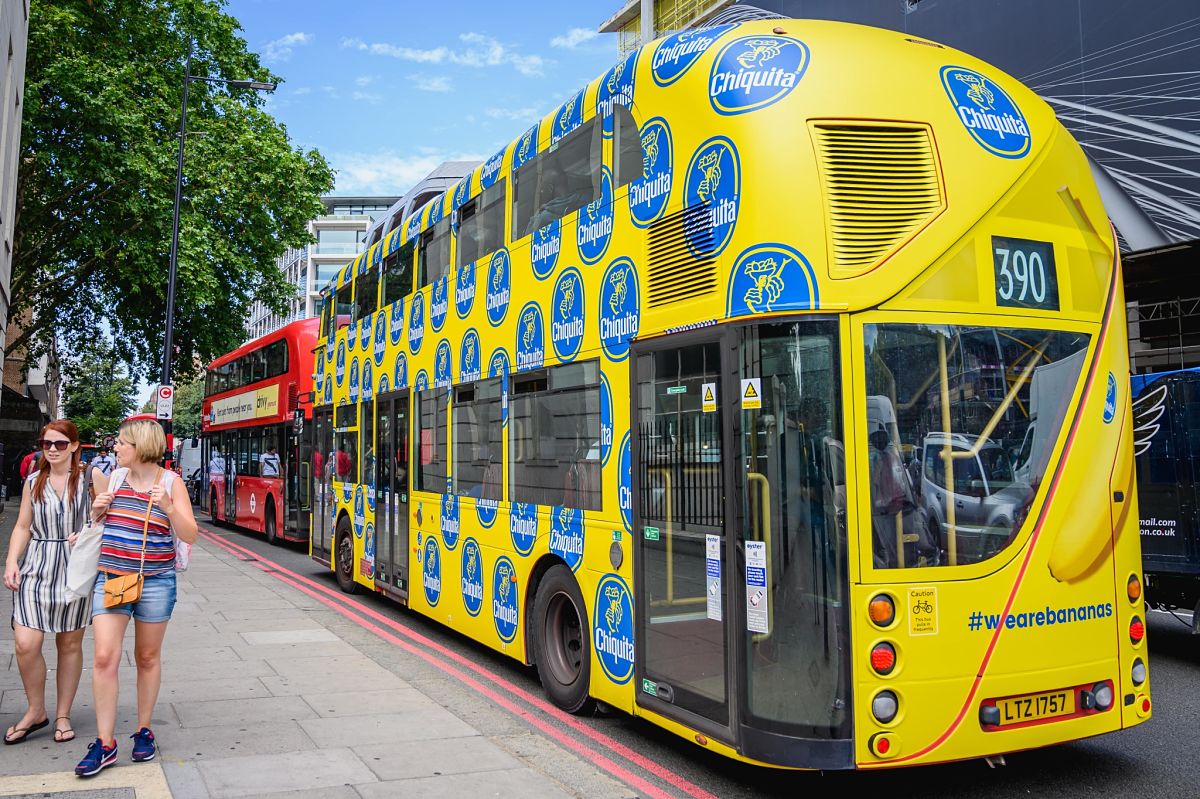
[[646, 205, 719, 308], [811, 123, 945, 279]]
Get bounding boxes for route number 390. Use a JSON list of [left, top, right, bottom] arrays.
[[992, 236, 1058, 311]]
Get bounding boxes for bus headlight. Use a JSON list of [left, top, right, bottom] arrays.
[[872, 690, 899, 724]]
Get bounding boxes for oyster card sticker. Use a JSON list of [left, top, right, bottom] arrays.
[[702, 382, 717, 413], [706, 534, 722, 621], [745, 540, 768, 634], [741, 378, 761, 410]]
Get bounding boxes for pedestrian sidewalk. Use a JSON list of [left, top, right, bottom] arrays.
[[0, 509, 632, 798]]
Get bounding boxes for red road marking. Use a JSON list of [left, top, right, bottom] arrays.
[[198, 529, 720, 799]]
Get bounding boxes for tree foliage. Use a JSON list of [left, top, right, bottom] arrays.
[[61, 339, 136, 443], [170, 373, 205, 439], [11, 0, 335, 381]]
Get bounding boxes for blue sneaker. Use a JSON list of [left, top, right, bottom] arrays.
[[130, 727, 157, 762], [75, 738, 118, 777]]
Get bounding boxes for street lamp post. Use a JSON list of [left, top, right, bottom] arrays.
[[160, 36, 274, 460]]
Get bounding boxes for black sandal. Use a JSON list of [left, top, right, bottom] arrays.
[[53, 716, 74, 743], [4, 717, 49, 744]]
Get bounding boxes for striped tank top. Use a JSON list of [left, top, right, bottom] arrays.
[[98, 473, 175, 576]]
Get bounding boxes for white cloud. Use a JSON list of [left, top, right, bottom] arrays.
[[342, 32, 545, 77], [264, 32, 313, 62], [485, 106, 542, 122], [352, 90, 382, 104], [292, 86, 312, 96], [409, 73, 453, 93], [354, 75, 376, 87], [551, 28, 599, 49], [333, 150, 487, 195]]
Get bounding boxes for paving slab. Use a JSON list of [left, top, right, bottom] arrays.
[[156, 676, 276, 705], [300, 687, 431, 718], [355, 766, 572, 799], [353, 735, 522, 780], [172, 695, 317, 729], [194, 747, 376, 798], [238, 629, 340, 646], [298, 708, 477, 747], [155, 719, 317, 762]]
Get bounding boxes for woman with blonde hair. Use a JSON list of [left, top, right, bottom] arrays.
[[3, 420, 91, 745], [74, 418, 197, 777]]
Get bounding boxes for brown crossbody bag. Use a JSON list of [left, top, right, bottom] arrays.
[[102, 471, 159, 608]]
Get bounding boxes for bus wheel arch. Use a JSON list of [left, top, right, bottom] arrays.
[[530, 559, 595, 715], [334, 512, 357, 594]]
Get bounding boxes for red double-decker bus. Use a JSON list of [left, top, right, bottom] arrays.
[[200, 318, 318, 543]]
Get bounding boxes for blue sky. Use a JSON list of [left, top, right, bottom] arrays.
[[225, 0, 625, 196]]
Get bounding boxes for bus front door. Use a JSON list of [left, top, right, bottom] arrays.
[[375, 390, 409, 597], [312, 408, 333, 560]]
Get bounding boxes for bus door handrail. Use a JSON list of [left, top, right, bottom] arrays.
[[747, 471, 773, 641]]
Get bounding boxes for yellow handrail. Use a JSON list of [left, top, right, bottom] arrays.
[[747, 472, 773, 641]]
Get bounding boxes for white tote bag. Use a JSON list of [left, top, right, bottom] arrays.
[[65, 467, 129, 599], [161, 471, 191, 572]]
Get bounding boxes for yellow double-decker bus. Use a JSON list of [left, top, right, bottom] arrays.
[[308, 19, 1149, 769]]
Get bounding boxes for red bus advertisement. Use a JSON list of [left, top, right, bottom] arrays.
[[200, 318, 318, 543]]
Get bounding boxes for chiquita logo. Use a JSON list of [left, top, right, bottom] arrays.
[[323, 379, 332, 404], [347, 310, 359, 350], [1104, 373, 1118, 424], [427, 196, 444, 227], [373, 312, 387, 366], [361, 359, 373, 402], [531, 219, 561, 280], [476, 491, 498, 528], [336, 340, 346, 385], [390, 297, 405, 345], [725, 243, 820, 318], [489, 348, 510, 427], [510, 501, 537, 555], [456, 260, 476, 318], [594, 575, 635, 684], [708, 35, 809, 115], [460, 329, 481, 384], [549, 506, 584, 572], [600, 373, 613, 466], [515, 302, 545, 373], [481, 147, 504, 189], [599, 257, 640, 362], [940, 66, 1031, 158], [414, 369, 429, 393], [454, 177, 470, 210], [393, 351, 407, 390], [405, 214, 421, 243], [377, 373, 389, 395], [461, 538, 484, 616], [618, 432, 632, 532], [629, 117, 672, 228], [684, 137, 740, 258], [408, 292, 425, 354], [358, 314, 371, 352], [553, 88, 584, 144], [492, 556, 519, 643], [430, 276, 449, 332], [435, 339, 452, 388], [597, 50, 637, 127], [423, 536, 441, 607], [353, 485, 365, 536], [441, 492, 460, 550], [578, 168, 613, 265], [651, 23, 736, 87], [348, 357, 360, 403], [512, 123, 538, 172], [551, 268, 585, 362], [486, 248, 512, 327]]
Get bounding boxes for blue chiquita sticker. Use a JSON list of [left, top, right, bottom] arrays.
[[393, 351, 408, 390], [512, 123, 538, 172], [347, 314, 358, 350], [422, 535, 441, 607], [461, 537, 484, 616], [549, 506, 584, 572], [359, 314, 371, 352], [594, 575, 635, 684], [486, 248, 512, 327], [428, 195, 445, 227], [1104, 372, 1118, 424], [531, 219, 561, 280], [629, 117, 672, 228], [481, 147, 504, 190], [492, 556, 519, 643], [940, 65, 1030, 159], [453, 176, 471, 211], [361, 359, 374, 402], [377, 373, 389, 395], [652, 24, 737, 87], [348, 357, 360, 403], [599, 257, 640, 362], [373, 313, 387, 366], [684, 137, 740, 258], [515, 302, 545, 373], [553, 88, 585, 145], [578, 168, 613, 266], [489, 348, 510, 427], [510, 502, 537, 556], [726, 243, 820, 317], [476, 491, 498, 528], [405, 214, 421, 243], [709, 34, 809, 116], [414, 369, 429, 393], [551, 267, 585, 363], [353, 485, 365, 537], [322, 379, 332, 404], [455, 260, 476, 319], [460, 328, 481, 384], [430, 276, 449, 332], [600, 373, 613, 466], [597, 50, 637, 132], [336, 340, 346, 386], [434, 339, 452, 389], [408, 291, 425, 354], [390, 298, 405, 345], [441, 492, 460, 550], [618, 432, 632, 532]]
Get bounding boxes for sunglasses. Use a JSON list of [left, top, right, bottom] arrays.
[[38, 439, 72, 451]]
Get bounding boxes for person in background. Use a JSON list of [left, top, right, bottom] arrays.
[[208, 448, 226, 478], [91, 448, 116, 477], [75, 419, 198, 777], [3, 421, 91, 746], [19, 449, 41, 481], [260, 445, 280, 477]]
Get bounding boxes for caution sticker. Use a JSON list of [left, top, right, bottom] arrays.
[[741, 378, 762, 410], [908, 586, 938, 636], [701, 382, 717, 413]]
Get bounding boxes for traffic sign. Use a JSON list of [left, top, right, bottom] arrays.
[[156, 384, 175, 420]]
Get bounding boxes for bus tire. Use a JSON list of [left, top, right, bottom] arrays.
[[264, 502, 278, 546], [533, 565, 595, 715], [209, 490, 220, 525], [335, 516, 357, 594]]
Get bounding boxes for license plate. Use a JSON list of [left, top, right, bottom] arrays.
[[997, 689, 1074, 724]]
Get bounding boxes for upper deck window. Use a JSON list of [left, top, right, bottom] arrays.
[[418, 215, 452, 288], [456, 179, 506, 267], [356, 265, 379, 320], [613, 104, 643, 188], [382, 240, 415, 309], [511, 119, 601, 241]]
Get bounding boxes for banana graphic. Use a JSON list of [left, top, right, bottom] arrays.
[[608, 267, 628, 313], [559, 276, 576, 319], [466, 547, 477, 577], [607, 59, 626, 93], [737, 38, 784, 69], [499, 564, 513, 600], [696, 150, 722, 205], [522, 308, 537, 348], [492, 257, 505, 290], [742, 256, 788, 312], [604, 584, 623, 631], [956, 72, 995, 109], [641, 128, 659, 177], [559, 96, 577, 133]]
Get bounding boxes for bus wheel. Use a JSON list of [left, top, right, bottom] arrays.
[[209, 490, 220, 525], [533, 565, 595, 715], [335, 517, 357, 594], [264, 502, 278, 546]]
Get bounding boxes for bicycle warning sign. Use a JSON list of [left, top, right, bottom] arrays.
[[908, 586, 938, 636]]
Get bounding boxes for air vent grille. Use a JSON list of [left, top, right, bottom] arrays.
[[812, 124, 945, 277], [646, 206, 718, 308]]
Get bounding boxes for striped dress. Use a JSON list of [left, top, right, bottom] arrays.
[[13, 473, 91, 632], [98, 473, 175, 575]]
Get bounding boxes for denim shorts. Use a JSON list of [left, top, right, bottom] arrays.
[[92, 571, 178, 623]]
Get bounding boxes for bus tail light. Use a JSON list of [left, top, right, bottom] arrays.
[[1131, 658, 1146, 686], [1091, 682, 1114, 710], [871, 642, 896, 675], [868, 732, 897, 759], [1129, 616, 1145, 644], [868, 594, 895, 627], [872, 690, 898, 724], [1127, 575, 1142, 603]]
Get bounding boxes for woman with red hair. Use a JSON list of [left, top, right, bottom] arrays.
[[3, 420, 91, 744]]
